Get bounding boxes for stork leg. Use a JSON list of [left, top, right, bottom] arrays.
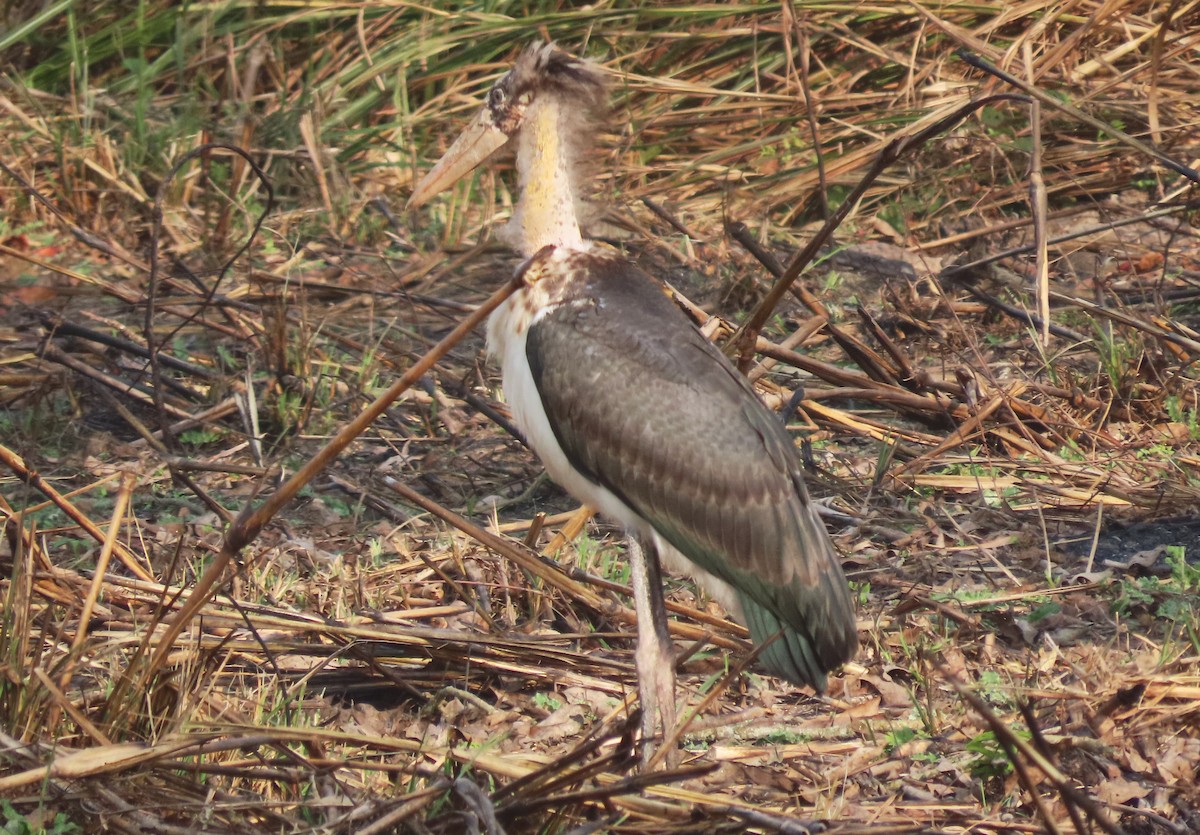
[[626, 536, 678, 768]]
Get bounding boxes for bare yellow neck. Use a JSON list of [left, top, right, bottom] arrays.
[[507, 97, 583, 256]]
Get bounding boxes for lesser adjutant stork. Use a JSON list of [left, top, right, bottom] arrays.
[[408, 42, 857, 760]]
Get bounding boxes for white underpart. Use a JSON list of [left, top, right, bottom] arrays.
[[487, 256, 746, 623]]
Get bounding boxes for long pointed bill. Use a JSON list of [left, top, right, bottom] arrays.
[[407, 108, 510, 210]]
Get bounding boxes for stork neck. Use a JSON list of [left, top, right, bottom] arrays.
[[511, 97, 584, 256]]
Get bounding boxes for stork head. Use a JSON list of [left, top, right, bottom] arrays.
[[407, 42, 607, 210]]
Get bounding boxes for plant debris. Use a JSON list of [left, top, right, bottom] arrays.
[[2, 3, 1200, 833]]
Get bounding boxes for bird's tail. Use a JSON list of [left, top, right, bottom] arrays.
[[739, 586, 857, 692]]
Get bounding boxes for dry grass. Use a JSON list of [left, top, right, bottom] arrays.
[[2, 2, 1200, 833]]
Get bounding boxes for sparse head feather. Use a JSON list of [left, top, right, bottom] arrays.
[[484, 42, 608, 136]]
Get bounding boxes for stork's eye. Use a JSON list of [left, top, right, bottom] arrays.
[[488, 87, 507, 109]]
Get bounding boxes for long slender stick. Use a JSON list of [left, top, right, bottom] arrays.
[[732, 94, 1031, 371], [957, 49, 1200, 184], [143, 272, 524, 677]]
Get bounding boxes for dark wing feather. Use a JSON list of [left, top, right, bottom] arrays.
[[526, 254, 857, 688]]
